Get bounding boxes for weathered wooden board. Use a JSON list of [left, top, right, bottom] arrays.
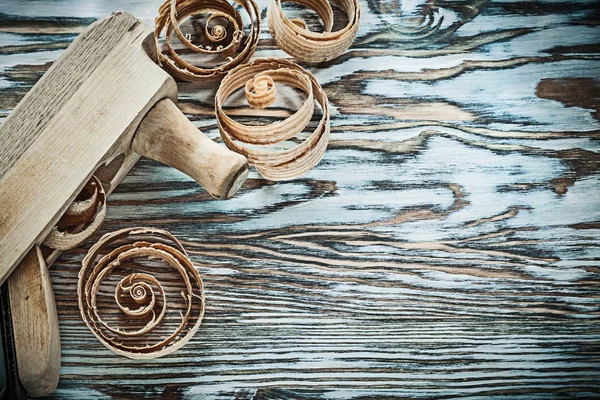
[[1, 0, 599, 398]]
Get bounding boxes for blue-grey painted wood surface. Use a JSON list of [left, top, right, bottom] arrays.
[[1, 0, 599, 398]]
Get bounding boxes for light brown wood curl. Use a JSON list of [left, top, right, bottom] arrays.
[[155, 0, 261, 81], [78, 227, 205, 360], [267, 0, 360, 63], [215, 58, 330, 180], [42, 175, 106, 250]]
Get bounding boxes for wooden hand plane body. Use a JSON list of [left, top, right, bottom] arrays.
[[0, 12, 247, 397]]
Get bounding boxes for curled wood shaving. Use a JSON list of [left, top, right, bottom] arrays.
[[215, 58, 330, 180], [78, 227, 205, 359], [267, 0, 360, 63], [245, 75, 278, 109], [155, 0, 261, 81], [43, 176, 106, 250]]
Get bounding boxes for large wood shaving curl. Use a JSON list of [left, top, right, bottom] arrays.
[[155, 0, 260, 81], [215, 58, 330, 180], [78, 227, 205, 359], [43, 175, 106, 250], [267, 0, 360, 63]]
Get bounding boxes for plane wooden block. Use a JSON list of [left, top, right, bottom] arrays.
[[0, 12, 248, 397]]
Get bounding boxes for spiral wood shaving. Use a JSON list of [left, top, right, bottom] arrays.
[[245, 75, 277, 109], [267, 0, 360, 63], [43, 175, 106, 250], [216, 58, 330, 180], [155, 0, 260, 81], [78, 227, 205, 359]]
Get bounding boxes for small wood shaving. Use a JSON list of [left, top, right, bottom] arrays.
[[78, 227, 205, 359], [267, 0, 360, 63], [245, 75, 278, 109], [215, 58, 330, 180], [155, 0, 261, 81], [43, 175, 106, 250]]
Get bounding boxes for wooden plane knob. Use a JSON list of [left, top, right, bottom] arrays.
[[132, 99, 249, 199]]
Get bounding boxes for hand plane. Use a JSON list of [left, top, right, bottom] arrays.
[[0, 12, 248, 397]]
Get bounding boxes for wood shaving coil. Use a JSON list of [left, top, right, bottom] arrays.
[[155, 0, 260, 81], [267, 0, 360, 63], [245, 75, 277, 109], [43, 176, 106, 250], [215, 58, 330, 180], [78, 227, 205, 359]]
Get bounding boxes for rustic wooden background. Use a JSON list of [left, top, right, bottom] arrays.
[[1, 0, 600, 398]]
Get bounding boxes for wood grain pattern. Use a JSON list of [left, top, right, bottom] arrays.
[[1, 0, 599, 398]]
